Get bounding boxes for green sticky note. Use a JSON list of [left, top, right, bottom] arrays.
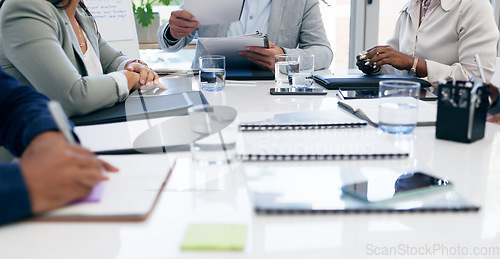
[[181, 224, 247, 251]]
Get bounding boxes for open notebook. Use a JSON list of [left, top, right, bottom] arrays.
[[245, 166, 479, 213], [34, 154, 174, 221], [238, 110, 367, 131], [339, 99, 438, 125], [238, 127, 409, 161]]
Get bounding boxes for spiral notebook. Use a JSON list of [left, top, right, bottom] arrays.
[[245, 166, 479, 213], [238, 128, 409, 162], [238, 110, 367, 132]]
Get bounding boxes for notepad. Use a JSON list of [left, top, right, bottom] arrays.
[[34, 154, 174, 221], [239, 110, 367, 131], [339, 99, 438, 125], [245, 166, 479, 213], [198, 33, 268, 68], [181, 224, 247, 251], [238, 128, 409, 161]]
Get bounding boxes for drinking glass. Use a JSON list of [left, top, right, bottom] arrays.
[[188, 104, 239, 165], [287, 54, 314, 88], [199, 55, 226, 91], [379, 80, 420, 134]]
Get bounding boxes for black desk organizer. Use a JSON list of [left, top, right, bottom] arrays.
[[435, 80, 489, 143]]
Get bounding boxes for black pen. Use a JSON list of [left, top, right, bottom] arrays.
[[337, 101, 378, 128]]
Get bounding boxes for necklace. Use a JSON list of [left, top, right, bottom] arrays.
[[420, 0, 431, 23]]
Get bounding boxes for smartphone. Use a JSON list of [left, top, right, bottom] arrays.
[[270, 87, 327, 95], [341, 172, 452, 203], [337, 88, 438, 100], [338, 88, 379, 99]]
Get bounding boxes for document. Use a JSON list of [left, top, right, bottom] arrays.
[[339, 99, 437, 124], [183, 0, 244, 25], [198, 33, 268, 67], [35, 154, 174, 220], [75, 116, 197, 154], [239, 127, 409, 161]]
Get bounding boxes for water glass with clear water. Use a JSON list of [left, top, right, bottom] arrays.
[[379, 80, 420, 134], [287, 54, 314, 88], [199, 55, 226, 91], [275, 54, 291, 84], [188, 105, 239, 165]]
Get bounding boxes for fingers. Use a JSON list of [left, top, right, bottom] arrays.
[[169, 10, 200, 38], [100, 159, 119, 173], [239, 51, 273, 70]]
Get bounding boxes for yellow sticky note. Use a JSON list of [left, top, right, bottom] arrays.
[[180, 224, 247, 251]]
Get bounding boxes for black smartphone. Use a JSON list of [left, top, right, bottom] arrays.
[[341, 172, 452, 203], [270, 87, 327, 95], [338, 88, 379, 99], [337, 87, 438, 100]]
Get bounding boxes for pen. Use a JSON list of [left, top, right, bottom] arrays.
[[337, 101, 378, 128], [48, 100, 76, 145], [473, 54, 486, 83]]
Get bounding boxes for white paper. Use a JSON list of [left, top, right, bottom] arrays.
[[198, 35, 267, 66], [183, 0, 244, 25], [340, 99, 438, 124], [39, 154, 173, 219], [239, 110, 364, 125], [239, 128, 408, 156], [75, 117, 173, 153]]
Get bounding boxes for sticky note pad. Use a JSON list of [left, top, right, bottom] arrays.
[[181, 224, 247, 251]]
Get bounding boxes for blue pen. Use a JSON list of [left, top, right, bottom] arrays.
[[48, 100, 76, 145]]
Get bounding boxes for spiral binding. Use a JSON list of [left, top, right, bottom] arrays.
[[239, 153, 409, 162], [239, 122, 367, 132]]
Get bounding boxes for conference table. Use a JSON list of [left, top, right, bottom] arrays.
[[1, 73, 500, 259]]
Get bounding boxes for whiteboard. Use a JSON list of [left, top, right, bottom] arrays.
[[86, 0, 140, 58]]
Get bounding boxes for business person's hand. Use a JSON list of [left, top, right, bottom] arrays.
[[125, 60, 167, 89], [356, 52, 380, 74], [19, 132, 119, 214], [361, 45, 414, 71], [168, 10, 200, 39], [239, 42, 285, 71]]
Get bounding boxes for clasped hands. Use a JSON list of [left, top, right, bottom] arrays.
[[123, 59, 167, 91], [356, 45, 415, 74]]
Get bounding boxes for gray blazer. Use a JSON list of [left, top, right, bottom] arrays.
[[0, 0, 129, 117], [157, 0, 333, 70]]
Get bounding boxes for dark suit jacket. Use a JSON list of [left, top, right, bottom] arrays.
[[0, 68, 58, 225]]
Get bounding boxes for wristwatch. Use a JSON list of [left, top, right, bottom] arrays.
[[408, 57, 419, 77]]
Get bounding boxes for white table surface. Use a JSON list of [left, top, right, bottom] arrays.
[[1, 78, 500, 259]]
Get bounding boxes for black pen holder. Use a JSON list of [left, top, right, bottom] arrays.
[[435, 80, 489, 143]]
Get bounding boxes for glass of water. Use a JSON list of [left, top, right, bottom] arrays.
[[188, 104, 239, 165], [379, 80, 420, 134], [275, 54, 290, 84], [287, 54, 314, 88], [199, 55, 226, 91]]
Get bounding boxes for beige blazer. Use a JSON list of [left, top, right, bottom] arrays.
[[0, 0, 129, 116], [157, 0, 333, 70], [380, 0, 499, 85]]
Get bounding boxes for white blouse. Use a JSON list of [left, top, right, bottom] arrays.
[[380, 0, 499, 85], [82, 31, 129, 102]]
